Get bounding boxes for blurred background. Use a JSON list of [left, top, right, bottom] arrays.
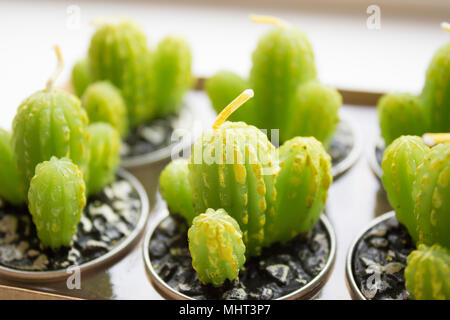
[[0, 0, 448, 129]]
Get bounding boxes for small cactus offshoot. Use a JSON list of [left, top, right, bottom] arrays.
[[188, 208, 246, 287], [71, 58, 92, 97], [205, 15, 341, 145], [382, 135, 450, 248], [82, 81, 129, 137], [405, 244, 450, 300], [28, 157, 86, 248]]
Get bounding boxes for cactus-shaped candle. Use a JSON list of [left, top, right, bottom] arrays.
[[206, 15, 341, 145], [404, 244, 450, 300], [161, 89, 332, 262], [13, 46, 89, 190], [377, 25, 450, 146], [28, 157, 86, 248], [188, 208, 246, 287]]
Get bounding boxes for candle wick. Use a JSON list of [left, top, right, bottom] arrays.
[[212, 89, 254, 129], [441, 22, 450, 33], [46, 45, 64, 92], [250, 14, 289, 27]]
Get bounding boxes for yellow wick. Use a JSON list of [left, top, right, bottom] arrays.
[[422, 133, 450, 146], [46, 45, 64, 91], [212, 89, 254, 129], [441, 22, 450, 33], [250, 14, 288, 27]]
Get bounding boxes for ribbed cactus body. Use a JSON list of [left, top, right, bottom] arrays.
[[382, 136, 429, 243], [377, 93, 429, 146], [0, 129, 26, 205], [28, 157, 86, 248], [413, 142, 450, 248], [85, 123, 121, 195], [152, 36, 193, 116], [405, 244, 450, 300], [88, 20, 153, 127], [71, 58, 92, 97], [189, 122, 277, 257], [82, 81, 128, 137], [12, 89, 89, 190], [188, 208, 245, 287], [250, 26, 316, 131], [205, 71, 254, 123], [159, 159, 196, 225], [268, 137, 332, 244], [285, 81, 341, 146], [422, 42, 450, 132]]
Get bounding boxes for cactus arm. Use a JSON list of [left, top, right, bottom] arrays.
[[413, 142, 450, 247], [159, 159, 196, 225], [381, 136, 429, 243], [151, 36, 193, 116], [405, 244, 450, 300], [421, 42, 450, 132], [188, 208, 246, 287], [82, 81, 129, 137], [28, 157, 86, 248], [71, 58, 92, 97], [250, 26, 316, 132], [88, 20, 153, 127], [0, 129, 26, 204], [269, 137, 331, 244], [286, 80, 341, 146], [377, 93, 429, 146], [85, 123, 121, 196]]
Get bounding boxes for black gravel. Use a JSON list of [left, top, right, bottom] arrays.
[[329, 119, 354, 166], [0, 177, 141, 272], [121, 116, 176, 159], [149, 215, 331, 300], [352, 216, 415, 300]]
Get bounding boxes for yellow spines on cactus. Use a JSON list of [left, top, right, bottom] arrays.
[[188, 208, 246, 287], [405, 244, 450, 300]]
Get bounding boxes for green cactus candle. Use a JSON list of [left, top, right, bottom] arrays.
[[12, 47, 89, 190], [82, 81, 128, 137], [71, 58, 92, 97], [188, 208, 246, 287], [88, 19, 153, 127], [413, 142, 450, 248], [285, 81, 341, 146], [152, 36, 193, 117], [85, 123, 121, 195], [405, 244, 450, 300], [377, 93, 429, 146], [269, 136, 332, 244], [189, 90, 277, 257], [381, 136, 429, 243], [28, 157, 86, 248], [206, 15, 340, 145], [159, 158, 196, 225], [421, 42, 450, 132], [0, 129, 26, 205]]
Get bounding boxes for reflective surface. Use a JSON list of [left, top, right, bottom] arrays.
[[0, 102, 392, 299]]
